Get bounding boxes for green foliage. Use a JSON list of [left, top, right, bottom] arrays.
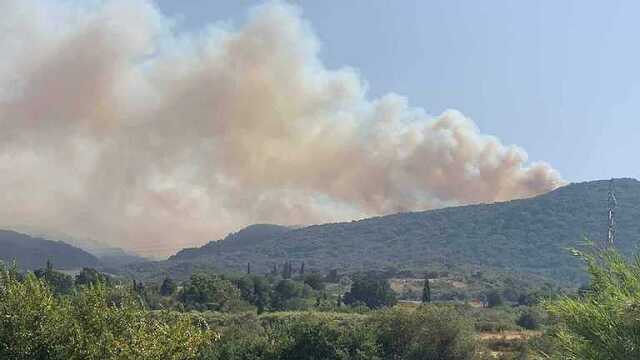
[[160, 277, 178, 296], [303, 272, 325, 291], [0, 263, 493, 360], [546, 248, 640, 359], [253, 276, 272, 314], [344, 274, 397, 309], [422, 277, 431, 303], [199, 312, 379, 360], [486, 290, 504, 308], [34, 264, 74, 295], [371, 305, 479, 360], [160, 179, 640, 283], [281, 261, 293, 279], [200, 309, 484, 360], [270, 313, 380, 360], [0, 266, 215, 359], [75, 267, 110, 287], [516, 306, 546, 330], [272, 279, 308, 311], [466, 306, 520, 333], [180, 274, 243, 312]]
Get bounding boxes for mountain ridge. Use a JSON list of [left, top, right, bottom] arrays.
[[0, 230, 101, 270], [161, 178, 640, 283]]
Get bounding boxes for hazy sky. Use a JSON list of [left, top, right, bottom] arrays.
[[156, 0, 640, 183]]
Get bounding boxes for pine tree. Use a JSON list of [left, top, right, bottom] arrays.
[[300, 262, 305, 275], [247, 262, 251, 274], [422, 277, 431, 304], [282, 261, 291, 279]]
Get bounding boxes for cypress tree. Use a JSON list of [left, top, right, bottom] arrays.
[[282, 261, 291, 279], [422, 277, 431, 304]]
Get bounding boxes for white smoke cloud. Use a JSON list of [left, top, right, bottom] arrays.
[[0, 0, 564, 256]]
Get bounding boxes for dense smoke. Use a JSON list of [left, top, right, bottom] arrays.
[[0, 0, 564, 256]]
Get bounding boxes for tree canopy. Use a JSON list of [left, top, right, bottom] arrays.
[[343, 273, 397, 309], [546, 248, 640, 359]]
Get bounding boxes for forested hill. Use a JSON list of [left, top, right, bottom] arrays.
[[162, 178, 640, 282], [0, 230, 100, 270]]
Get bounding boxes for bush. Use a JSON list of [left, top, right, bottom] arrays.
[[272, 279, 309, 311], [200, 308, 486, 360], [371, 305, 479, 360], [546, 248, 640, 359], [179, 274, 244, 312], [343, 274, 397, 309], [469, 307, 519, 333], [0, 266, 215, 359], [516, 307, 545, 330], [303, 273, 325, 291], [271, 313, 380, 360], [485, 290, 504, 308], [34, 265, 74, 295], [200, 312, 378, 360]]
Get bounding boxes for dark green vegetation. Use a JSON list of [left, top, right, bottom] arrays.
[[343, 273, 397, 309], [160, 179, 640, 283], [0, 230, 100, 270], [4, 179, 640, 358], [203, 307, 483, 360], [5, 245, 639, 359], [5, 179, 639, 285], [0, 265, 214, 359], [1, 262, 531, 359], [545, 248, 640, 359]]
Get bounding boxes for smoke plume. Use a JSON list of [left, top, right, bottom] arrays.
[[0, 1, 564, 256]]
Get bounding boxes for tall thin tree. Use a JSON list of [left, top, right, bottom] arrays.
[[422, 277, 431, 304]]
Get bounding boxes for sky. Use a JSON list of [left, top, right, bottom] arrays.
[[156, 0, 640, 182], [1, 0, 636, 256]]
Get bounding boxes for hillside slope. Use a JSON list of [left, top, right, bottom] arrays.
[[0, 230, 101, 270], [158, 179, 640, 282]]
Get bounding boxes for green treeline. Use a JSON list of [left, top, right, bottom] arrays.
[[2, 245, 640, 359], [0, 265, 483, 359]]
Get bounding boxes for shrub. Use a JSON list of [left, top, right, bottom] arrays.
[[546, 248, 640, 359], [370, 305, 479, 360], [470, 307, 519, 333], [272, 313, 380, 360], [200, 312, 379, 360], [485, 290, 504, 308], [0, 266, 215, 359], [343, 274, 397, 309], [516, 307, 545, 330], [179, 274, 244, 312]]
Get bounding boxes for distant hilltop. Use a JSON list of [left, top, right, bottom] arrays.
[[158, 178, 640, 283], [0, 230, 100, 270]]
